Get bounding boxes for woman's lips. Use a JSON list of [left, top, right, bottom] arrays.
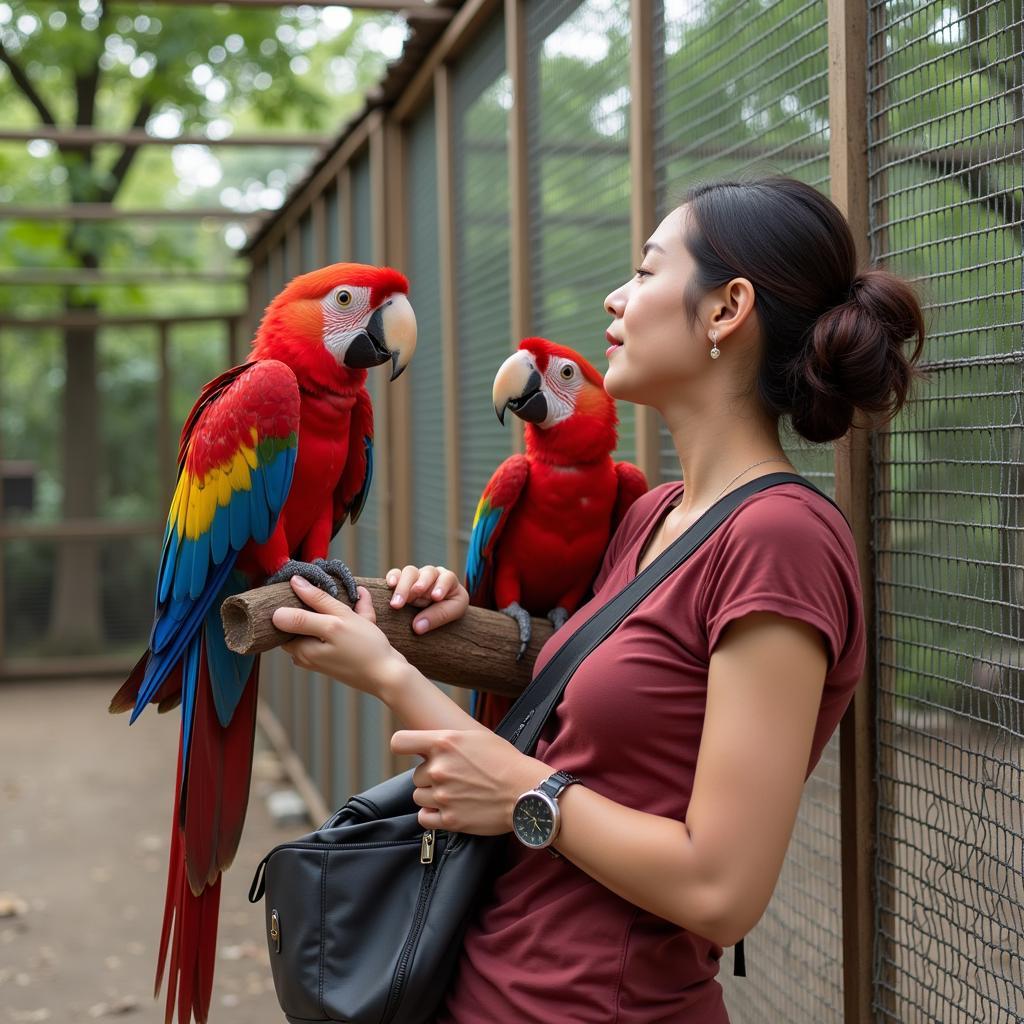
[[605, 330, 622, 357]]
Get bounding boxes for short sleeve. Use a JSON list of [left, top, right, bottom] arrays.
[[699, 494, 858, 671]]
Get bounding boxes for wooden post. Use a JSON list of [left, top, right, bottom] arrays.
[[506, 0, 530, 458], [309, 192, 335, 800], [311, 194, 327, 268], [435, 64, 462, 578], [269, 244, 284, 295], [285, 223, 301, 281], [629, 0, 661, 485], [233, 306, 251, 363], [0, 327, 6, 668], [387, 116, 413, 573], [369, 111, 401, 775], [828, 1, 877, 1021], [157, 323, 173, 504]]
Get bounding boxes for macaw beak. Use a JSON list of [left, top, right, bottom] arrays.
[[492, 350, 547, 426], [343, 292, 418, 380]]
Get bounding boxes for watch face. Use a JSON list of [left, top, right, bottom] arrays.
[[513, 793, 556, 848]]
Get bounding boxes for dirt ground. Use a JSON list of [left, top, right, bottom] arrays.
[[0, 678, 298, 1024]]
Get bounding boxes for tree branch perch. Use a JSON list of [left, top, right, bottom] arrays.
[[221, 578, 554, 699]]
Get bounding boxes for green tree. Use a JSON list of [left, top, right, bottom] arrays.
[[0, 1, 396, 652]]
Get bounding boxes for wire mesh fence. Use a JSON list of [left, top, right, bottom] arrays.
[[405, 99, 448, 569], [0, 319, 232, 663], [525, 0, 636, 462], [8, 0, 1024, 1016], [452, 12, 514, 569], [649, 1, 843, 1018], [867, 0, 1024, 1019]]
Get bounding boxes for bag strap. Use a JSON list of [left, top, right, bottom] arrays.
[[494, 472, 843, 753]]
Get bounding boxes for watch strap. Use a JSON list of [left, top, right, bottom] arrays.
[[538, 770, 580, 801]]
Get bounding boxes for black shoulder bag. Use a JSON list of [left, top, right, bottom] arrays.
[[249, 472, 839, 1023]]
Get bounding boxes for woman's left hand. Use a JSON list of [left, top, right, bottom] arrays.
[[272, 575, 406, 697], [392, 728, 551, 835]]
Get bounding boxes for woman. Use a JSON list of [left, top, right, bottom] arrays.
[[271, 176, 925, 1022]]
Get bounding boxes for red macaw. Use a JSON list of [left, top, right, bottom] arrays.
[[467, 337, 648, 729], [109, 264, 417, 1024]]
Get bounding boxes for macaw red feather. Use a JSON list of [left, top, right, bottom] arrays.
[[216, 666, 258, 871], [117, 264, 394, 1023], [156, 644, 258, 1024], [470, 339, 649, 730], [278, 262, 408, 310], [109, 654, 183, 715], [518, 336, 606, 389]]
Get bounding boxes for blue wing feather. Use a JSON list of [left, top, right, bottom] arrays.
[[129, 361, 300, 727]]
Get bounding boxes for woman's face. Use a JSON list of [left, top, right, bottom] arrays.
[[602, 205, 719, 408]]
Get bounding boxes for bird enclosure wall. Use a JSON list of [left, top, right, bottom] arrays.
[[0, 314, 242, 673], [240, 0, 1023, 1019], [866, 0, 1024, 1019], [4, 0, 1020, 1019]]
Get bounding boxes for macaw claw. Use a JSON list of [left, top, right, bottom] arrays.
[[312, 558, 360, 606], [266, 559, 342, 600], [547, 607, 569, 631], [501, 601, 532, 662]]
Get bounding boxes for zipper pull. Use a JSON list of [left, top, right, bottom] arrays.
[[420, 829, 435, 864]]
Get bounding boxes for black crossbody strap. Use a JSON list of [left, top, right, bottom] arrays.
[[495, 472, 843, 752]]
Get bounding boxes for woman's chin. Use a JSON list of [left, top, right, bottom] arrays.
[[603, 365, 634, 402]]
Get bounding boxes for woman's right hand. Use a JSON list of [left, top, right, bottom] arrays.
[[385, 564, 469, 635]]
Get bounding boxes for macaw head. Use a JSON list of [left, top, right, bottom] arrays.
[[492, 337, 618, 460], [252, 263, 417, 387]]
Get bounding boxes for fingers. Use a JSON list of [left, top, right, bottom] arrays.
[[279, 635, 328, 668], [386, 564, 459, 609], [272, 605, 330, 641], [289, 575, 349, 614], [391, 729, 449, 758], [408, 595, 462, 635], [271, 576, 350, 639], [418, 807, 444, 830], [353, 586, 377, 624], [432, 567, 462, 602]]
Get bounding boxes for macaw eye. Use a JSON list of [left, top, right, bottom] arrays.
[[335, 289, 353, 308], [560, 364, 575, 380]]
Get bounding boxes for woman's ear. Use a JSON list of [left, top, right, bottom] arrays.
[[712, 278, 757, 338]]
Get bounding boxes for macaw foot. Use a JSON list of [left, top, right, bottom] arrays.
[[547, 606, 570, 631], [501, 601, 532, 662], [312, 558, 359, 605], [265, 559, 354, 604]]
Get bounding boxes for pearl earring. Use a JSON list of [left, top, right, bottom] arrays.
[[709, 330, 720, 360]]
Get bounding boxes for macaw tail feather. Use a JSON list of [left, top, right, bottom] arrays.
[[109, 651, 149, 714], [110, 653, 183, 715], [474, 691, 513, 732], [155, 639, 260, 1024]]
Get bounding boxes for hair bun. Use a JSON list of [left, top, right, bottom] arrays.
[[790, 268, 926, 443]]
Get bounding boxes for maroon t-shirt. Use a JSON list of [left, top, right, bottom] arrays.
[[437, 479, 865, 1023]]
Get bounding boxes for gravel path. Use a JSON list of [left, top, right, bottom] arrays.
[[1, 677, 298, 1024]]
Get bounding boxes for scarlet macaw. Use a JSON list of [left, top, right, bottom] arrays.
[[467, 337, 648, 730], [109, 264, 417, 1024]]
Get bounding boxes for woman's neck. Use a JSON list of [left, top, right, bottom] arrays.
[[660, 402, 792, 514]]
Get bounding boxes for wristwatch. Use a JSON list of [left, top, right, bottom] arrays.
[[512, 770, 581, 850]]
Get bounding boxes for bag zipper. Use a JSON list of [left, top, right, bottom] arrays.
[[248, 837, 423, 903], [380, 832, 448, 1023]]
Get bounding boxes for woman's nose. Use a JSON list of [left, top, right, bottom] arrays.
[[604, 287, 624, 317]]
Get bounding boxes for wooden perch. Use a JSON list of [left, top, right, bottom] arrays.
[[220, 577, 554, 699]]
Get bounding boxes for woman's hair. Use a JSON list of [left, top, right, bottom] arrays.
[[677, 176, 926, 443]]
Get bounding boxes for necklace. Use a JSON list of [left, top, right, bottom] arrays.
[[709, 455, 792, 503]]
